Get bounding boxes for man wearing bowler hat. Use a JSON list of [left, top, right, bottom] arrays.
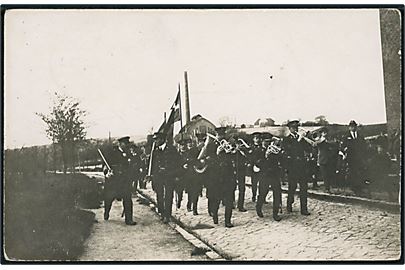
[[342, 120, 367, 195], [103, 136, 136, 225], [282, 119, 311, 215]]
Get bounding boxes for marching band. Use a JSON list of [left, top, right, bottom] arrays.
[[99, 119, 370, 227]]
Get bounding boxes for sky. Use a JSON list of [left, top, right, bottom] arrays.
[[4, 9, 387, 149]]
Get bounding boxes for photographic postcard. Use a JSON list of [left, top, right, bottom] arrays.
[[2, 6, 402, 263]]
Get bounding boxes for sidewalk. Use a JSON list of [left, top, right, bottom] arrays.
[[80, 195, 209, 261]]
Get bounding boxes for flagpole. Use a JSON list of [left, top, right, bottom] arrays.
[[178, 83, 183, 130]]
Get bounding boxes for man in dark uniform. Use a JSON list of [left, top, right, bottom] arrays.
[[250, 132, 263, 202], [185, 133, 205, 215], [342, 120, 367, 195], [176, 136, 191, 210], [233, 135, 248, 212], [282, 120, 311, 215], [103, 136, 136, 225], [256, 134, 283, 221], [150, 132, 182, 223], [316, 127, 339, 192], [206, 127, 236, 228], [138, 145, 148, 189], [128, 143, 142, 193]]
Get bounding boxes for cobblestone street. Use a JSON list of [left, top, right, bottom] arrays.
[[141, 178, 401, 261], [80, 196, 208, 261]]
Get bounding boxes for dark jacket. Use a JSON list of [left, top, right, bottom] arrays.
[[317, 140, 339, 166], [342, 132, 366, 168], [153, 144, 182, 180], [282, 134, 311, 162], [103, 146, 131, 175]]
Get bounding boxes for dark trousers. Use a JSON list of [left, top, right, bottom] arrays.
[[347, 163, 365, 194], [236, 173, 246, 210], [287, 164, 308, 213], [154, 180, 175, 219], [104, 176, 134, 223], [256, 171, 281, 216], [251, 172, 260, 199], [186, 173, 202, 212], [175, 180, 184, 209], [319, 163, 335, 190], [209, 186, 234, 224], [187, 186, 201, 212]]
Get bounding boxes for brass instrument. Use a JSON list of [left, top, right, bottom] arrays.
[[266, 142, 282, 155], [206, 133, 235, 154], [219, 139, 235, 154], [193, 159, 208, 174], [237, 138, 250, 149], [194, 134, 211, 173]]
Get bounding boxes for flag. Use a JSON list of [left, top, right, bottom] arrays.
[[171, 90, 181, 122], [157, 119, 166, 133], [161, 89, 182, 139]]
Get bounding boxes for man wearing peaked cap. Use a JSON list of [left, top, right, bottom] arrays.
[[150, 132, 182, 223], [261, 132, 273, 141], [102, 135, 136, 225], [215, 127, 227, 138], [195, 132, 206, 141], [282, 118, 312, 216], [286, 119, 300, 128], [250, 131, 263, 203], [118, 136, 130, 144]]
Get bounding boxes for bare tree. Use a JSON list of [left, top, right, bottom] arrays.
[[37, 92, 87, 173], [218, 116, 234, 127]]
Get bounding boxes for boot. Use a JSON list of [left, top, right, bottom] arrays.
[[225, 222, 234, 228], [163, 216, 171, 224], [256, 205, 264, 218], [301, 210, 311, 216], [238, 208, 247, 212], [213, 213, 218, 224], [287, 204, 293, 213], [186, 201, 192, 212], [125, 220, 137, 225], [273, 214, 282, 222], [104, 212, 109, 221]]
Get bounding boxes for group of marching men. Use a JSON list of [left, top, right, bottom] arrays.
[[101, 119, 368, 227]]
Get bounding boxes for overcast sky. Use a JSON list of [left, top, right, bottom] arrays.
[[5, 9, 386, 149]]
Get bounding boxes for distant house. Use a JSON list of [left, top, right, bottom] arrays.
[[254, 118, 275, 127], [174, 114, 216, 142]]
